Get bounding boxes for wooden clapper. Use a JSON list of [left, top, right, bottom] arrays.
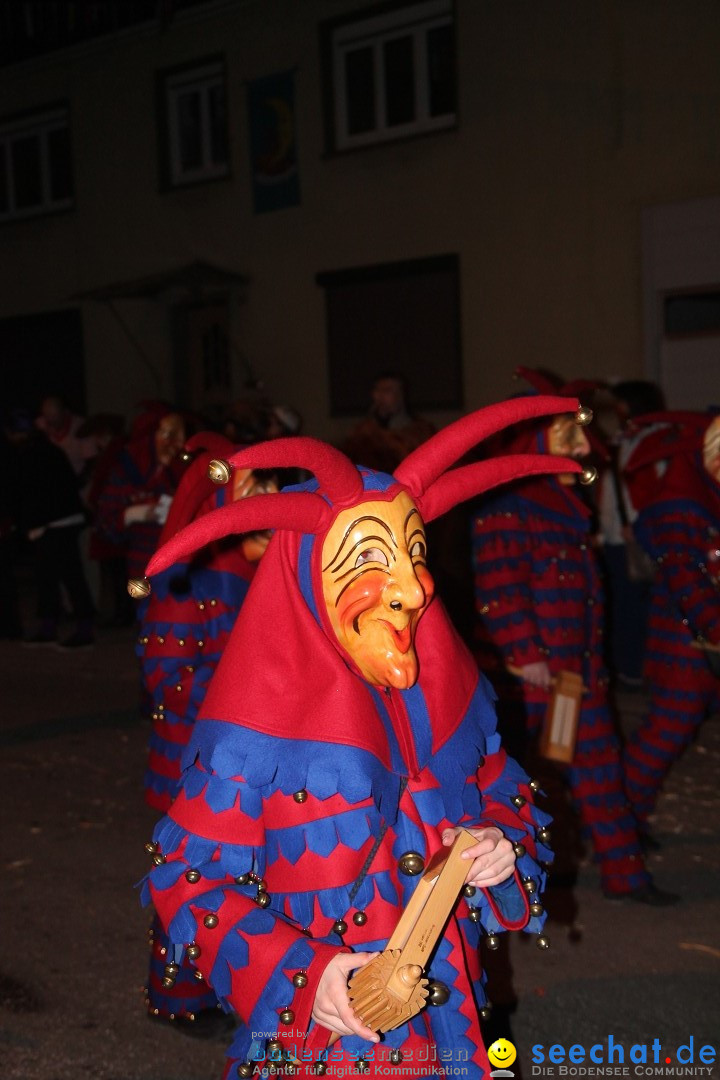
[[506, 664, 584, 765], [332, 829, 477, 1038], [538, 670, 584, 764]]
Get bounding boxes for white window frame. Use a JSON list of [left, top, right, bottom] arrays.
[[165, 61, 228, 186], [332, 0, 455, 150], [0, 107, 73, 222]]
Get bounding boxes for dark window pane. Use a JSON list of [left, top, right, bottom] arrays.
[[202, 323, 229, 389], [176, 90, 203, 170], [319, 256, 462, 415], [345, 46, 375, 135], [47, 126, 73, 200], [384, 35, 415, 127], [0, 144, 7, 212], [427, 24, 455, 117], [665, 293, 720, 335], [208, 82, 228, 166], [11, 135, 42, 209]]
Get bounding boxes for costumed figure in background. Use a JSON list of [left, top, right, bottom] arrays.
[[622, 410, 720, 836], [96, 403, 188, 582], [135, 395, 590, 1080], [133, 432, 277, 1032], [82, 412, 135, 627], [471, 369, 676, 905], [596, 381, 666, 689]]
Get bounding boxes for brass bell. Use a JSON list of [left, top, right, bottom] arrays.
[[462, 884, 476, 897], [353, 911, 367, 926], [279, 1008, 295, 1025], [292, 971, 308, 988], [480, 1004, 492, 1021], [237, 1065, 254, 1078], [355, 1058, 370, 1073], [529, 779, 541, 793], [208, 458, 232, 485], [152, 853, 166, 866], [332, 919, 348, 936], [127, 577, 151, 599], [530, 901, 544, 917], [575, 405, 593, 426], [536, 934, 550, 950], [580, 465, 598, 486], [203, 913, 219, 929], [256, 892, 272, 908], [468, 908, 481, 923], [293, 789, 308, 803], [144, 841, 158, 854], [523, 878, 537, 895], [180, 450, 193, 463], [185, 869, 201, 884], [313, 1062, 328, 1076], [398, 851, 424, 876], [427, 980, 450, 1006], [390, 1049, 404, 1065], [187, 944, 201, 960], [538, 827, 551, 844], [513, 843, 526, 858], [485, 934, 501, 950], [256, 880, 267, 892], [161, 976, 175, 989], [266, 1040, 283, 1058], [164, 962, 180, 976], [235, 873, 250, 885], [511, 794, 526, 808]]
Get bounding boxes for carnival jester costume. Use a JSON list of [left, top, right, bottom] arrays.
[[138, 396, 587, 1079], [623, 411, 720, 827], [138, 433, 273, 1022], [471, 371, 667, 902]]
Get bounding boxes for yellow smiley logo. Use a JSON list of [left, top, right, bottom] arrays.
[[488, 1039, 517, 1069]]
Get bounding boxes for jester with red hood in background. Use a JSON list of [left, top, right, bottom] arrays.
[[96, 403, 189, 581], [471, 369, 677, 906], [622, 410, 720, 836], [137, 395, 591, 1080], [137, 433, 277, 1028]]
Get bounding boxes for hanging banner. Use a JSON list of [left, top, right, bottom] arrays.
[[246, 69, 301, 214]]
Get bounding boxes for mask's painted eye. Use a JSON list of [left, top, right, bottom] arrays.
[[410, 540, 426, 560], [354, 547, 389, 568]]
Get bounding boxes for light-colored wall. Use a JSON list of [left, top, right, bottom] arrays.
[[2, 0, 720, 440]]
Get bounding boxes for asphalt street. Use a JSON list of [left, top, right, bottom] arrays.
[[1, 625, 718, 1080]]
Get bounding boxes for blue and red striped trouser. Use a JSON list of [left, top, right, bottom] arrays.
[[624, 653, 720, 824], [496, 681, 649, 896]]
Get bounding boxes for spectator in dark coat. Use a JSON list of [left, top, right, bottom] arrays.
[[3, 409, 95, 648]]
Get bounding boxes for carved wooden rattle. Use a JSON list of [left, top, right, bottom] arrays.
[[338, 828, 478, 1036]]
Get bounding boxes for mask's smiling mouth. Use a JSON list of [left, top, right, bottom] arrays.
[[378, 620, 412, 654]]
